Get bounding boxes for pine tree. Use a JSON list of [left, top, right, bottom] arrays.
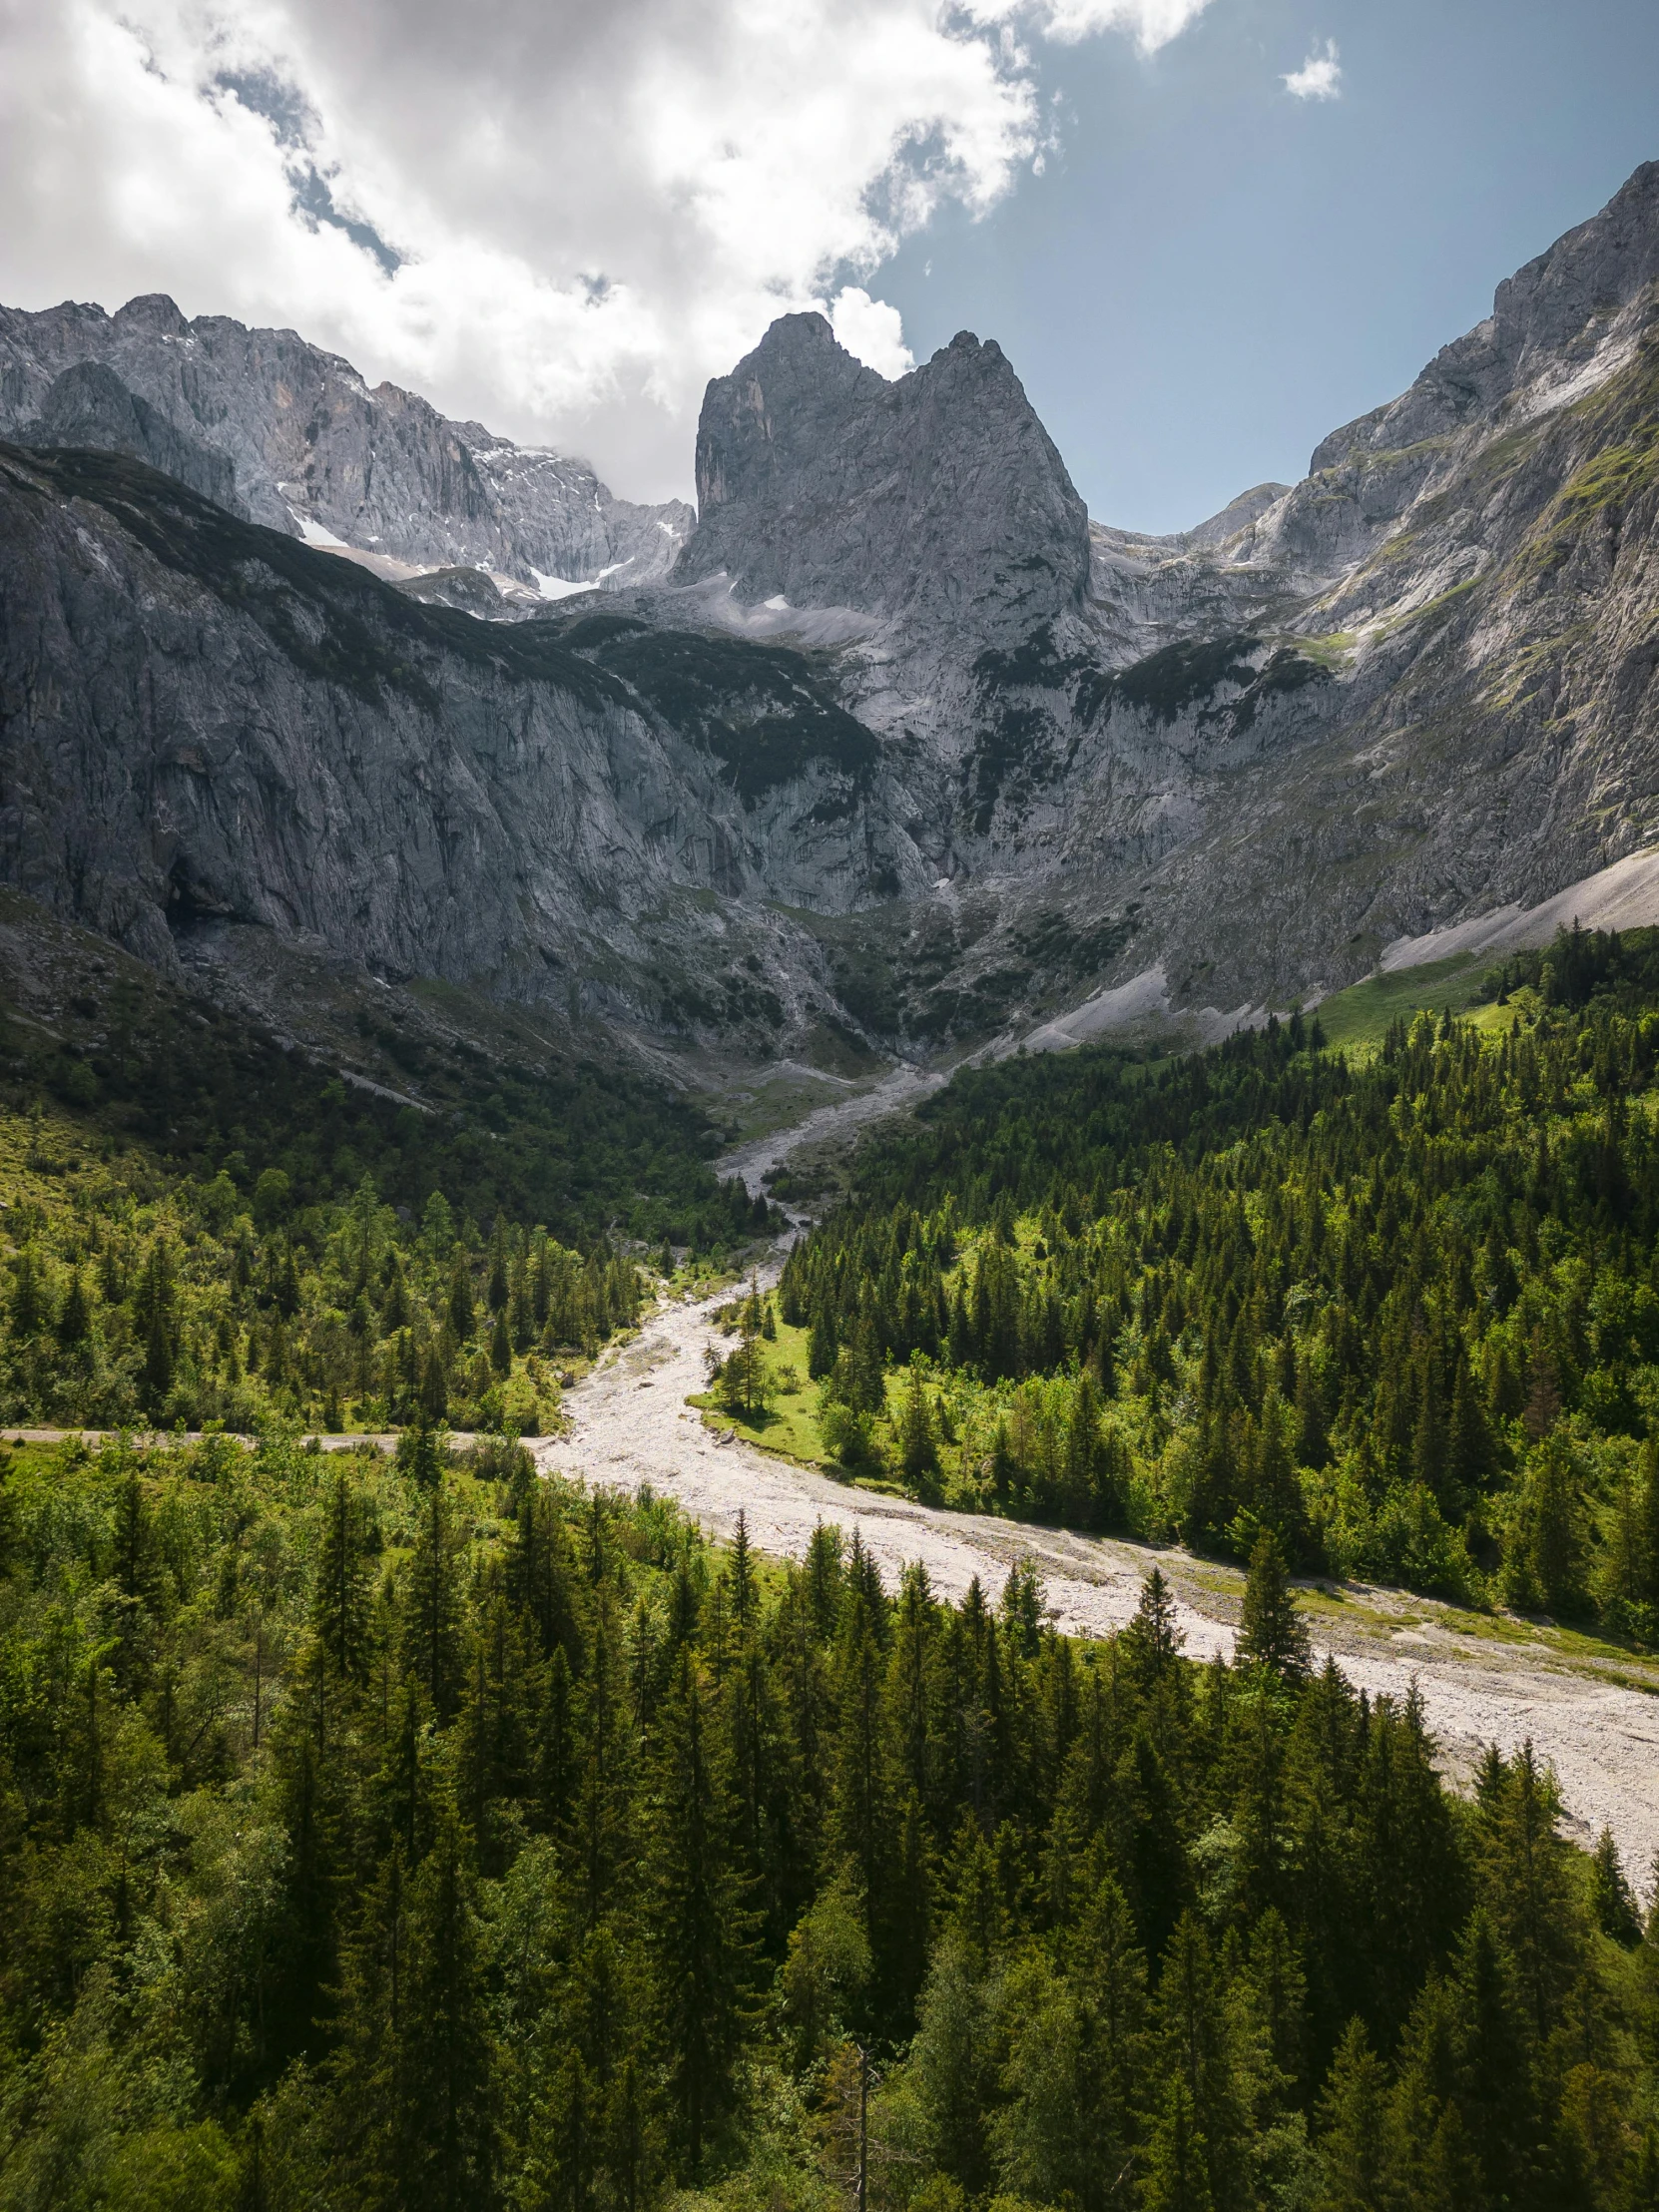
[[1152, 1911, 1247, 2208], [331, 1811, 497, 2212], [400, 1481, 465, 1722], [1123, 1566, 1184, 1689], [448, 1251, 475, 1343], [1444, 1910, 1542, 2210], [1588, 1826, 1641, 1946], [455, 1567, 539, 1873], [1477, 1741, 1583, 2044], [311, 1466, 373, 1687], [1236, 1531, 1311, 1684], [572, 1593, 636, 1926], [1314, 2017, 1394, 2212], [487, 1214, 510, 1314], [1294, 1351, 1329, 1470], [646, 1653, 756, 2174], [1141, 2076, 1215, 2212], [897, 1365, 941, 1498], [1445, 1358, 1492, 1498], [910, 1931, 1001, 2196], [56, 1270, 90, 1350], [9, 1245, 45, 1338]]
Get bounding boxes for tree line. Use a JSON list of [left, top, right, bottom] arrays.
[[1, 1159, 646, 1433], [781, 927, 1659, 1627]]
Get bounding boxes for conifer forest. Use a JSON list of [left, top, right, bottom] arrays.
[[5, 928, 1659, 2210]]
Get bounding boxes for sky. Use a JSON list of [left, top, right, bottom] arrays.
[[1, 0, 1656, 531]]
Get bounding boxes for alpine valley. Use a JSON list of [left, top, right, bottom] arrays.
[[13, 143, 1659, 2212]]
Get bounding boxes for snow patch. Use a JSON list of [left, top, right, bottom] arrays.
[[531, 570, 598, 602], [285, 504, 350, 551]]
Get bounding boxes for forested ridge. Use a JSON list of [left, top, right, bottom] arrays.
[[0, 975, 782, 1431], [781, 927, 1659, 1627], [0, 1424, 1654, 2212]]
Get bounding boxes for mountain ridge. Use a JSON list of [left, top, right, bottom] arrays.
[[0, 291, 694, 593], [2, 160, 1658, 1074]]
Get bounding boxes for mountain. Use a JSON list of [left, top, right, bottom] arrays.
[[0, 441, 920, 1058], [0, 292, 694, 592], [1, 161, 1658, 1075], [676, 312, 1090, 643]]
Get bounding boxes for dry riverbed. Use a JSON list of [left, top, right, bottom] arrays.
[[549, 1070, 1659, 1885]]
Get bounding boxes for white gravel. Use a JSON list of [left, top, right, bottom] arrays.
[[544, 1266, 1659, 1886]]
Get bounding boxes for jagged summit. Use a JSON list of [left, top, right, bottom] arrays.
[[1312, 159, 1659, 472], [0, 293, 692, 591], [2, 157, 1658, 1064], [674, 311, 1089, 638]]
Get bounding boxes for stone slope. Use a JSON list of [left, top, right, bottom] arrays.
[[0, 292, 693, 591], [0, 442, 927, 1056]]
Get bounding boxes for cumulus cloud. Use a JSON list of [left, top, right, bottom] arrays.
[[974, 0, 1213, 54], [829, 287, 916, 378], [0, 0, 1219, 495], [1283, 37, 1342, 100]]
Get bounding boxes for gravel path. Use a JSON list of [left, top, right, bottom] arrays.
[[547, 1261, 1659, 1886]]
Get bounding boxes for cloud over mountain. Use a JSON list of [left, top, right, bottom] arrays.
[[0, 0, 1213, 499]]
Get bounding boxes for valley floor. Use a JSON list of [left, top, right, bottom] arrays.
[[552, 1255, 1659, 1887]]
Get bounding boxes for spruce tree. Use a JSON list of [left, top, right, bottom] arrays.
[[311, 1466, 373, 1687], [1123, 1566, 1184, 1689], [1141, 2076, 1215, 2212], [1236, 1531, 1311, 1684], [897, 1365, 941, 1497], [646, 1653, 755, 2174], [1314, 2017, 1393, 2212], [399, 1481, 465, 1723], [1588, 1826, 1641, 1947]]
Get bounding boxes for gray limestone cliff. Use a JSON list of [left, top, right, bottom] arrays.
[[3, 160, 1659, 1064], [0, 442, 921, 1055], [675, 313, 1089, 642], [19, 361, 243, 514], [0, 293, 693, 591]]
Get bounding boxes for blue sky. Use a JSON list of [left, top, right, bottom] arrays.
[[881, 0, 1659, 529]]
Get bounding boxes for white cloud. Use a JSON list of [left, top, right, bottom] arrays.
[[0, 0, 1221, 497], [829, 286, 915, 378], [989, 0, 1213, 53], [1283, 37, 1341, 100]]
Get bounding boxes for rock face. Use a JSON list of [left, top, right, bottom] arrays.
[[19, 362, 243, 514], [2, 161, 1658, 1065], [675, 313, 1090, 641], [0, 293, 693, 590], [0, 443, 920, 1053]]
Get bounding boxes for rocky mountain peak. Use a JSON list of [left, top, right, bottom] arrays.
[[1313, 161, 1659, 471], [675, 312, 1089, 638], [20, 360, 242, 513], [111, 292, 194, 338], [0, 293, 690, 594]]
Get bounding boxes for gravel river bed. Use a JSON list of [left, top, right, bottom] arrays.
[[546, 1258, 1659, 1886]]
